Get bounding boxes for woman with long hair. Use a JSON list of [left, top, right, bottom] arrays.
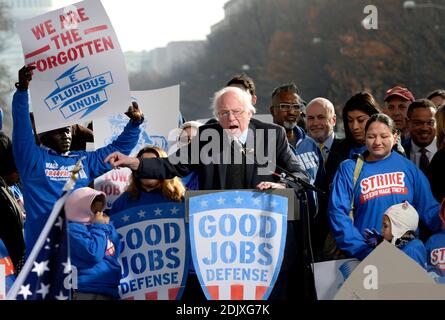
[[110, 146, 185, 215]]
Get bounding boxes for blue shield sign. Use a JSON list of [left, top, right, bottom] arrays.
[[189, 191, 288, 300], [111, 203, 189, 300]]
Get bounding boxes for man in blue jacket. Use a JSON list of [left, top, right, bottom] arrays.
[[269, 83, 323, 300], [12, 66, 143, 256]]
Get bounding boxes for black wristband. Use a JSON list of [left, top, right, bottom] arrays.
[[15, 82, 28, 91]]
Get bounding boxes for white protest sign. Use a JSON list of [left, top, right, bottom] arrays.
[[93, 86, 180, 209], [16, 0, 130, 133]]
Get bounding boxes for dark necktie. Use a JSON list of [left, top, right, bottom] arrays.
[[225, 140, 246, 189], [419, 148, 429, 174]]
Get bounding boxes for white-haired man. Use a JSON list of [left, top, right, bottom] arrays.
[[106, 86, 309, 192], [306, 97, 339, 166]]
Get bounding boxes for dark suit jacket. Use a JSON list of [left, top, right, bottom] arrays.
[[136, 118, 309, 189]]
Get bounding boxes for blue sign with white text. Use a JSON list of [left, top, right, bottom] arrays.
[[189, 191, 288, 300], [45, 64, 113, 119], [111, 202, 188, 300]]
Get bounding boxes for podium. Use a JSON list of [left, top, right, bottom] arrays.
[[184, 188, 299, 300]]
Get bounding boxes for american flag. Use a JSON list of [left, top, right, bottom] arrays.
[[7, 192, 72, 300], [7, 158, 84, 300]]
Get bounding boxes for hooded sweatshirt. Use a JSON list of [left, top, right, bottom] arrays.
[[65, 188, 122, 298], [12, 90, 141, 254]]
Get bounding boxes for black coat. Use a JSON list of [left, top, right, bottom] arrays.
[[136, 118, 310, 188]]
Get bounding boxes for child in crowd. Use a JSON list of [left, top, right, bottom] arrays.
[[380, 201, 427, 269], [425, 199, 445, 283], [64, 187, 122, 300]]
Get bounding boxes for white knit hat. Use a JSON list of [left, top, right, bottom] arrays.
[[384, 201, 419, 245]]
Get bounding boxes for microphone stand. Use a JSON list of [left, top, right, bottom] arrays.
[[234, 138, 320, 301]]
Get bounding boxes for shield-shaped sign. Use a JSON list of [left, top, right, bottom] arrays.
[[189, 191, 288, 300], [111, 202, 189, 300]]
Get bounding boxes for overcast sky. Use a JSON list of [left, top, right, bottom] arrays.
[[52, 0, 228, 52]]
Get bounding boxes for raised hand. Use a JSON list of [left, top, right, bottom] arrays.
[[16, 65, 36, 91], [104, 151, 140, 170], [125, 101, 144, 124]]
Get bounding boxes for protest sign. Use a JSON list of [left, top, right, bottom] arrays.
[[188, 190, 288, 300], [111, 203, 188, 300], [16, 0, 130, 133], [93, 86, 180, 209]]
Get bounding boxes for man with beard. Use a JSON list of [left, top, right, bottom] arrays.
[[269, 83, 322, 192], [269, 83, 323, 299]]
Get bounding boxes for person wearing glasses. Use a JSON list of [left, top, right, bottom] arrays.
[[104, 86, 310, 300], [269, 83, 323, 300], [269, 83, 323, 190], [105, 86, 309, 190]]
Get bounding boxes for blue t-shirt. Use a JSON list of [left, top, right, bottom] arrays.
[[12, 90, 142, 254], [425, 230, 445, 280], [329, 151, 441, 260]]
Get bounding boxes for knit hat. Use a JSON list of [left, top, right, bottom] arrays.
[[64, 187, 106, 224], [383, 201, 419, 245]]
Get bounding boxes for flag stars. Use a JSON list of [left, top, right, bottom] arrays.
[[270, 200, 278, 208], [36, 283, 50, 299], [137, 210, 146, 218], [62, 259, 71, 274], [18, 284, 32, 300], [55, 290, 68, 300], [252, 198, 261, 206], [170, 207, 179, 215], [44, 238, 51, 250], [234, 196, 243, 204], [55, 216, 63, 230], [121, 215, 130, 222], [32, 260, 50, 277], [216, 197, 226, 205], [154, 208, 162, 216], [200, 200, 208, 208]]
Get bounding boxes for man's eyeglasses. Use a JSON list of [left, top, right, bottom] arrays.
[[218, 109, 245, 119], [273, 103, 304, 112]]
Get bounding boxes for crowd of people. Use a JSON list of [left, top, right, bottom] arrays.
[[1, 65, 444, 300]]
